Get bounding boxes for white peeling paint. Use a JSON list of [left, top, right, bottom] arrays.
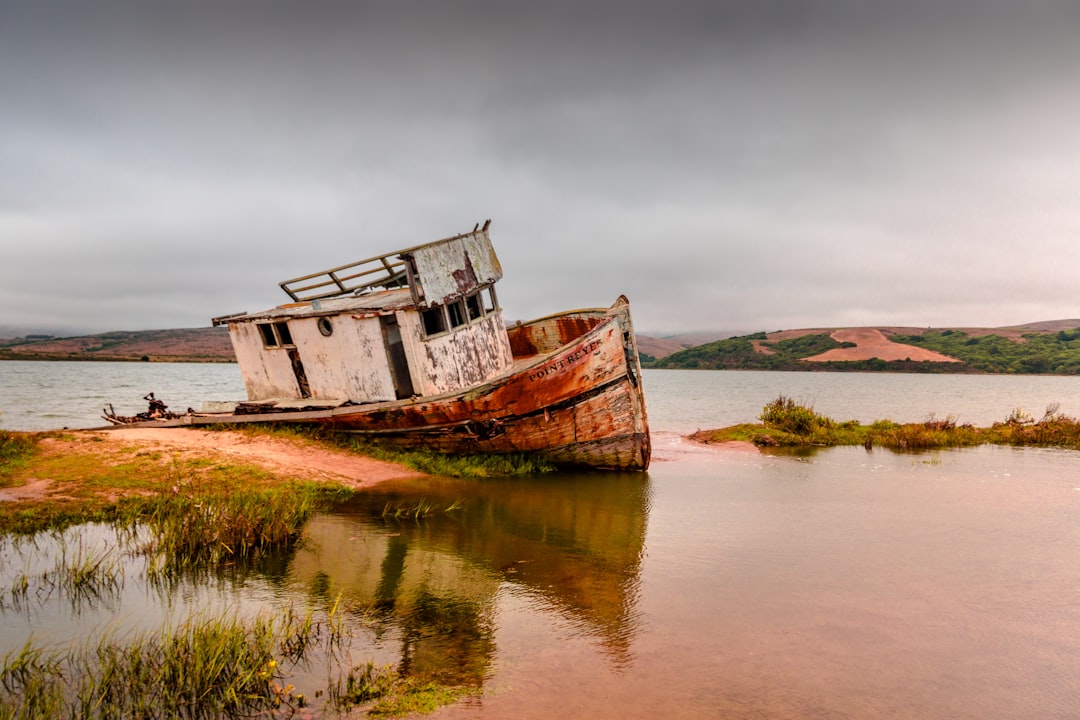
[[411, 231, 502, 306]]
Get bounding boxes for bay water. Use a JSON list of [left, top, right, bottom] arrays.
[[2, 361, 1080, 432], [2, 361, 1080, 718]]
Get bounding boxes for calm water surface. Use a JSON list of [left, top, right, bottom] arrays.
[[0, 360, 245, 430], [2, 362, 1080, 431], [2, 362, 1080, 718]]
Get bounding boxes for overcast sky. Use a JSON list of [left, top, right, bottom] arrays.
[[2, 0, 1079, 338]]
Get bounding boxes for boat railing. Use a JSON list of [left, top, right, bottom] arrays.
[[279, 253, 409, 302], [278, 224, 492, 303]]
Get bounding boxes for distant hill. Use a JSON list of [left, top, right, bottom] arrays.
[[635, 331, 743, 360], [635, 335, 691, 361], [648, 321, 1080, 375], [0, 327, 234, 362]]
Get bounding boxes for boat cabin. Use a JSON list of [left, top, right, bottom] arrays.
[[212, 224, 514, 406]]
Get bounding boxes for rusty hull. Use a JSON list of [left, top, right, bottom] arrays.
[[110, 297, 651, 471], [316, 303, 650, 469]]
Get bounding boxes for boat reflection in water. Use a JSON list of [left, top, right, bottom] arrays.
[[288, 471, 651, 686]]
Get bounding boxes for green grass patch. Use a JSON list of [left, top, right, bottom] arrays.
[[328, 661, 474, 717], [370, 678, 473, 717], [1, 598, 472, 720], [123, 475, 325, 578], [1, 610, 314, 719], [0, 431, 40, 487], [351, 442, 555, 477], [0, 433, 355, 537], [691, 396, 1080, 452], [219, 424, 556, 477]]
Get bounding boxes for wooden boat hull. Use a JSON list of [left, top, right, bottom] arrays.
[[107, 297, 651, 471]]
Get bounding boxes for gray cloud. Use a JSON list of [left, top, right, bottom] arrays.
[[2, 0, 1079, 337]]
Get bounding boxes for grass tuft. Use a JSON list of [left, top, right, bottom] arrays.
[[758, 395, 836, 443], [328, 661, 474, 718], [329, 661, 399, 710], [381, 498, 464, 521], [122, 472, 322, 581], [1, 611, 307, 719]]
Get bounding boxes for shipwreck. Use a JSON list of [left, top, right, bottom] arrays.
[[105, 222, 650, 470]]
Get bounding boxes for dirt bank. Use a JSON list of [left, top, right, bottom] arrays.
[[0, 427, 423, 503]]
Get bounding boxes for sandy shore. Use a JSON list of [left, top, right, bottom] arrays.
[[0, 427, 423, 503]]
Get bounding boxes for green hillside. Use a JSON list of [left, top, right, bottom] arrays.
[[648, 332, 853, 370], [894, 329, 1080, 374], [648, 327, 1080, 374]]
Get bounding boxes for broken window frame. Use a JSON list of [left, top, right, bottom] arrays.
[[422, 306, 448, 337], [257, 321, 296, 348], [465, 293, 483, 321], [447, 299, 468, 329], [482, 286, 499, 314], [258, 323, 278, 347], [275, 321, 294, 346], [419, 285, 502, 340]]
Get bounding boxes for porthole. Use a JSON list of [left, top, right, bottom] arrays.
[[318, 317, 334, 337]]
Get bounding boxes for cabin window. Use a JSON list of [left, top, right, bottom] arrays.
[[483, 286, 498, 314], [447, 300, 467, 329], [275, 321, 294, 346], [258, 321, 296, 348], [466, 293, 483, 321], [258, 324, 278, 347], [421, 288, 498, 340], [422, 306, 447, 337], [318, 317, 334, 336]]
